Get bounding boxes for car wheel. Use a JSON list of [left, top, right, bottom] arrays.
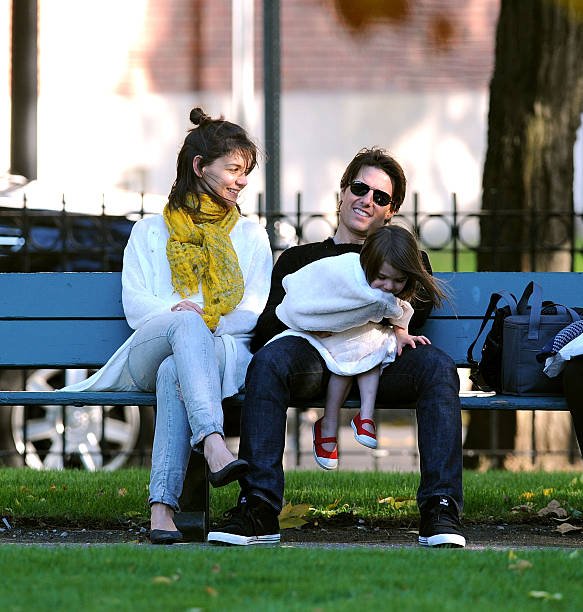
[[0, 369, 153, 470]]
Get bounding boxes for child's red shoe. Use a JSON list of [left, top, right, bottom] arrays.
[[351, 413, 377, 449], [312, 417, 338, 470]]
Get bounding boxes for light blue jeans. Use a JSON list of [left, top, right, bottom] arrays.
[[126, 310, 225, 511]]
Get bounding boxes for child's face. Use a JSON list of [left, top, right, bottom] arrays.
[[370, 262, 408, 296]]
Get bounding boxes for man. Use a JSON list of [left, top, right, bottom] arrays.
[[208, 147, 465, 548]]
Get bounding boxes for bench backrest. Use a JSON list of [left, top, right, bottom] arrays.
[[1, 271, 582, 369], [0, 272, 132, 368]]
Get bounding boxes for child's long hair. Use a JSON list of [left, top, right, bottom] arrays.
[[360, 225, 446, 308]]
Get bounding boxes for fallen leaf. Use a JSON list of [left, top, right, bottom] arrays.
[[510, 504, 533, 514], [555, 523, 583, 535], [378, 496, 416, 509], [528, 591, 562, 601], [508, 559, 533, 572], [537, 500, 568, 518], [326, 499, 341, 510], [118, 488, 127, 497], [205, 586, 218, 597], [278, 502, 311, 529], [378, 496, 395, 505]]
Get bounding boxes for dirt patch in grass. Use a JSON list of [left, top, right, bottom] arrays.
[[1, 519, 582, 548]]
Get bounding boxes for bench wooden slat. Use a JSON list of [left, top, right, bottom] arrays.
[[0, 391, 156, 406], [285, 396, 567, 411], [0, 272, 125, 319], [434, 272, 583, 317]]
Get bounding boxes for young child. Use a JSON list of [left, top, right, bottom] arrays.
[[271, 225, 446, 469]]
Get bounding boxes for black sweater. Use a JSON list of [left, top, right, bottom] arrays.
[[250, 237, 434, 353]]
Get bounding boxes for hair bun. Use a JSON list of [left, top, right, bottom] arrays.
[[190, 107, 211, 126]]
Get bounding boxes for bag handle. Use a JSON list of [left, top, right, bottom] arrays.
[[516, 281, 543, 340], [517, 282, 581, 340], [467, 290, 518, 366], [543, 303, 581, 322]]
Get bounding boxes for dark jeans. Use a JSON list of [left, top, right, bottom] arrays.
[[563, 357, 583, 455], [238, 336, 463, 514]]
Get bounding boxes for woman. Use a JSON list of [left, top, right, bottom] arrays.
[[63, 107, 272, 544]]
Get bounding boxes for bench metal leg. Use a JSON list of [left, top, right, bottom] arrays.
[[174, 451, 209, 542]]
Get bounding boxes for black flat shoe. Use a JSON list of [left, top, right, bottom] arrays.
[[208, 459, 249, 488], [149, 529, 183, 545]]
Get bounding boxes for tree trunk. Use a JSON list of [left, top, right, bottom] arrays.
[[480, 0, 583, 272], [465, 0, 583, 469]]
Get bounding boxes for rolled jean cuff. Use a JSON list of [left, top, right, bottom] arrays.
[[191, 425, 224, 448], [148, 494, 180, 513]]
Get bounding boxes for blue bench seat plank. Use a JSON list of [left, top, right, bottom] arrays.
[[284, 396, 567, 411], [0, 391, 156, 406]]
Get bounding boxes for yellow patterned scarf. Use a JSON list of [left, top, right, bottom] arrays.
[[164, 194, 244, 330]]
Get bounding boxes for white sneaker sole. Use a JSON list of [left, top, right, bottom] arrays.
[[207, 532, 281, 546], [418, 533, 466, 548]]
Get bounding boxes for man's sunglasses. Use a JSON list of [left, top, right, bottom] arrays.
[[349, 180, 393, 207]]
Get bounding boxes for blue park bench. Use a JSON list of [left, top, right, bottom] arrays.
[[0, 271, 581, 541]]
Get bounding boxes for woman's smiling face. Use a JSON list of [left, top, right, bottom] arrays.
[[196, 152, 250, 207]]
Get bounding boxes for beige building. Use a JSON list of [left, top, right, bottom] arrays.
[[2, 0, 500, 221]]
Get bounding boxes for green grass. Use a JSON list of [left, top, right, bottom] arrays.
[[2, 469, 583, 611], [0, 546, 581, 611], [1, 468, 583, 527]]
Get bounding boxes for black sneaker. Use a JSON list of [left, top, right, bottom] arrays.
[[418, 495, 466, 548], [207, 497, 281, 546]]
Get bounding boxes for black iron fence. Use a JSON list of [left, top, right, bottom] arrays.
[[2, 193, 582, 273]]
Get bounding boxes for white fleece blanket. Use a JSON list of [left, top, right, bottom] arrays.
[[271, 253, 413, 375]]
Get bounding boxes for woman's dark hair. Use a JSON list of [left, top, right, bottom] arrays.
[[340, 147, 406, 213], [360, 225, 445, 307], [168, 107, 258, 211]]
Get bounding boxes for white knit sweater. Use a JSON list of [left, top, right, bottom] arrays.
[[271, 252, 413, 375], [62, 213, 273, 398]]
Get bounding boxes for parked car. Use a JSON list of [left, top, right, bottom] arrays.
[[0, 192, 155, 470]]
